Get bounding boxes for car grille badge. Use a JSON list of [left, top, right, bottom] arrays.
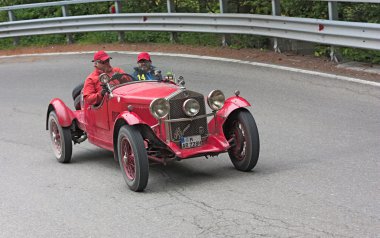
[[173, 124, 191, 140]]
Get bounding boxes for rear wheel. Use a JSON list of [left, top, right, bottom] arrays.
[[117, 125, 149, 192], [225, 110, 260, 171], [48, 111, 72, 163]]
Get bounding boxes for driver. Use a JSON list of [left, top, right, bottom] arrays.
[[83, 50, 125, 106], [132, 52, 162, 81]]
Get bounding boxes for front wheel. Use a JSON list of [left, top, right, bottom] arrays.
[[117, 125, 149, 192], [225, 110, 260, 171], [48, 111, 72, 163]]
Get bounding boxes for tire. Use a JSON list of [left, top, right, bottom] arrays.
[[48, 111, 73, 163], [117, 125, 149, 192], [74, 95, 81, 110], [72, 82, 84, 100], [224, 110, 260, 171]]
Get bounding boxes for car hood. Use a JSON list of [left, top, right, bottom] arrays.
[[112, 82, 180, 103]]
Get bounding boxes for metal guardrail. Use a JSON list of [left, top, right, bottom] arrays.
[[0, 0, 123, 44], [0, 0, 120, 11], [0, 0, 379, 52], [1, 13, 379, 50]]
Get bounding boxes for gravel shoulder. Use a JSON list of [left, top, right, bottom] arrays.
[[0, 43, 379, 83]]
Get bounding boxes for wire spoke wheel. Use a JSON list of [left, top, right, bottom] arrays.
[[225, 110, 260, 171], [48, 111, 72, 163], [50, 119, 62, 157], [117, 125, 149, 192], [121, 137, 136, 180], [230, 121, 247, 161]]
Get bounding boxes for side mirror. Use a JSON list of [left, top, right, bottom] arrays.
[[99, 73, 113, 98], [99, 73, 110, 84]]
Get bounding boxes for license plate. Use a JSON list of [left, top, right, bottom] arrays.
[[180, 135, 202, 149]]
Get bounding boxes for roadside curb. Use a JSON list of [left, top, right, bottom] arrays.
[[1, 51, 379, 87]]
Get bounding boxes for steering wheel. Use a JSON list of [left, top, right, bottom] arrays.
[[111, 73, 134, 84]]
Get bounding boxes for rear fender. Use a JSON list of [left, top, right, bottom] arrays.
[[208, 96, 251, 134], [46, 98, 76, 130]]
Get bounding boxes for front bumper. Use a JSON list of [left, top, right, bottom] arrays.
[[166, 134, 230, 159]]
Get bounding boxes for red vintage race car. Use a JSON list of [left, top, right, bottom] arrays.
[[46, 73, 260, 192]]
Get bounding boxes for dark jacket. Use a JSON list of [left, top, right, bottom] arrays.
[[132, 66, 161, 81]]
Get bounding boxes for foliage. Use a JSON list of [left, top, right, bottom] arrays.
[[0, 0, 379, 63], [227, 0, 271, 14], [230, 34, 269, 49], [342, 48, 380, 64], [281, 0, 327, 19], [340, 3, 380, 23], [123, 31, 169, 43], [176, 32, 220, 46]]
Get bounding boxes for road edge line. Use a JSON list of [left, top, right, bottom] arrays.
[[1, 51, 379, 87]]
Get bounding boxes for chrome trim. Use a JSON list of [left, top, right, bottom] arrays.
[[164, 88, 185, 142], [165, 88, 184, 101], [163, 112, 215, 123]]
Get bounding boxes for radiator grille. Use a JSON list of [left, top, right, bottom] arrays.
[[167, 90, 208, 142]]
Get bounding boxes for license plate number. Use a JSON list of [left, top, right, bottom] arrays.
[[181, 135, 202, 149]]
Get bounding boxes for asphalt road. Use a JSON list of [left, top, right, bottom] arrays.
[[0, 53, 379, 237]]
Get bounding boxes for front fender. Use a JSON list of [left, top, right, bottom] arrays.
[[114, 111, 147, 126], [208, 96, 251, 134], [112, 111, 151, 156], [46, 98, 76, 129]]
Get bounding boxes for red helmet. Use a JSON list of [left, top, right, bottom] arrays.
[[137, 52, 151, 62]]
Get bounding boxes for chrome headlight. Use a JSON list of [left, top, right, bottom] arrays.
[[150, 98, 170, 119], [183, 99, 200, 117], [207, 90, 225, 111]]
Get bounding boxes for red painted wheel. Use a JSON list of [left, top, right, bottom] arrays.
[[225, 110, 260, 171], [120, 137, 136, 180], [48, 111, 72, 163], [117, 125, 149, 192]]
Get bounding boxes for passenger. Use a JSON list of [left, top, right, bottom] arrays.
[[83, 51, 125, 106], [132, 52, 162, 81]]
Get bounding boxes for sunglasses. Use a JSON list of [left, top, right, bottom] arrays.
[[94, 59, 109, 64]]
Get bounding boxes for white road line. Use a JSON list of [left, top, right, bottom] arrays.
[[1, 51, 379, 87]]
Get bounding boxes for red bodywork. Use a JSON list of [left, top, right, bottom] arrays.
[[47, 81, 251, 161]]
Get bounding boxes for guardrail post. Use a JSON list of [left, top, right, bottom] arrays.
[[115, 1, 125, 42], [219, 0, 230, 46], [271, 0, 281, 53], [7, 10, 19, 46], [328, 1, 341, 62], [61, 5, 74, 44], [167, 0, 178, 43]]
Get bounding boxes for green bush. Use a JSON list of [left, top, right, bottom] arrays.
[[124, 31, 169, 43], [75, 32, 119, 44], [177, 32, 220, 46], [342, 48, 380, 64]]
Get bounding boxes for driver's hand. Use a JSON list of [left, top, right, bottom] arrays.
[[101, 84, 108, 96]]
